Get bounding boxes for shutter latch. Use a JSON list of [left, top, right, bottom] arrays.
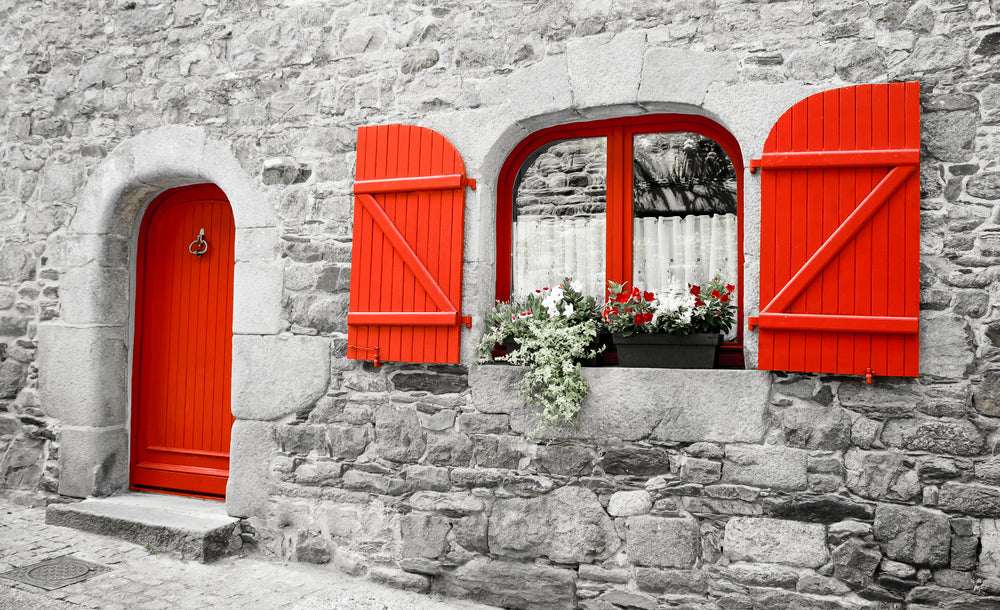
[[865, 367, 874, 385], [349, 345, 382, 368], [464, 178, 477, 190]]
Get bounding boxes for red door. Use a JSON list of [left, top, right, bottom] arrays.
[[131, 184, 235, 499]]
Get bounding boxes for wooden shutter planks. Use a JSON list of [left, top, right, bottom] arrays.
[[750, 82, 920, 378], [347, 125, 474, 365]]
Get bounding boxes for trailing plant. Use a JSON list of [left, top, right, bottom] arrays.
[[477, 279, 604, 431], [603, 276, 736, 336]]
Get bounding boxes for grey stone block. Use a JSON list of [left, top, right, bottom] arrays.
[[920, 313, 975, 378], [234, 227, 280, 262], [881, 417, 984, 457], [723, 444, 808, 491], [845, 449, 921, 502], [38, 325, 127, 427], [489, 486, 619, 563], [724, 517, 828, 568], [474, 367, 770, 443], [232, 262, 285, 335], [46, 493, 239, 562], [225, 419, 276, 518], [625, 515, 700, 568], [374, 405, 426, 463], [980, 519, 1000, 578], [940, 482, 1000, 517], [434, 558, 576, 610], [57, 427, 128, 498], [639, 48, 739, 106], [59, 266, 129, 325], [401, 513, 451, 559], [607, 490, 652, 517], [567, 32, 645, 108], [425, 431, 473, 467], [873, 504, 950, 567], [231, 335, 329, 421]]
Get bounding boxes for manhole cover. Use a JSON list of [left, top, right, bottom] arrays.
[[0, 555, 110, 590]]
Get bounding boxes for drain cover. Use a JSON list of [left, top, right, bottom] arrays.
[[0, 555, 110, 590]]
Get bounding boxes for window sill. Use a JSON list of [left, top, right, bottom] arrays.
[[470, 365, 771, 443]]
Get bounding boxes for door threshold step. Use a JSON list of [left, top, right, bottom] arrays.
[[45, 493, 239, 563]]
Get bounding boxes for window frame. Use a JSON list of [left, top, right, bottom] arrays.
[[495, 114, 746, 366]]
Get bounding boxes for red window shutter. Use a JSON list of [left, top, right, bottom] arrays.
[[347, 125, 474, 365], [749, 82, 920, 379]]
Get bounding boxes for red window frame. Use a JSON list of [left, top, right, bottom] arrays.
[[495, 114, 746, 366]]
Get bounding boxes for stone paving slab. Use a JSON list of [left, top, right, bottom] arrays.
[[0, 499, 497, 609]]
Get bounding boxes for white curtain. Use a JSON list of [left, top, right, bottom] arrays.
[[512, 216, 606, 298], [511, 212, 737, 304], [633, 213, 738, 292]]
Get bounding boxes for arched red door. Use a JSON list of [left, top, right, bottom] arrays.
[[131, 184, 235, 499]]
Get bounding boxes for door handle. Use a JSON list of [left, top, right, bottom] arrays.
[[189, 229, 208, 257]]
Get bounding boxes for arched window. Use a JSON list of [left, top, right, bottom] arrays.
[[496, 115, 745, 366]]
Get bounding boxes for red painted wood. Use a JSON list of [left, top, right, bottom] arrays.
[[751, 149, 919, 169], [836, 86, 857, 374], [752, 83, 920, 377], [903, 82, 921, 376], [495, 115, 746, 366], [750, 313, 918, 333], [347, 125, 469, 365], [131, 184, 235, 498]]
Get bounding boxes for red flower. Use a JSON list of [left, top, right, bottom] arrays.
[[711, 290, 721, 299], [694, 297, 705, 307], [634, 313, 653, 325], [615, 291, 630, 304], [611, 307, 619, 315], [631, 287, 640, 298], [720, 293, 730, 303], [643, 291, 655, 302], [690, 285, 701, 296], [726, 284, 736, 293]]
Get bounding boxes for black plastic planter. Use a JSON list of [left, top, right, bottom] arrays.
[[612, 332, 722, 368]]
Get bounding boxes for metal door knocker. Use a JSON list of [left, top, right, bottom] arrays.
[[189, 228, 208, 257]]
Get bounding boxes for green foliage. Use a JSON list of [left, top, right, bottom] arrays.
[[477, 279, 605, 433]]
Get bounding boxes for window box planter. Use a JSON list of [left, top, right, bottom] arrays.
[[612, 332, 722, 368]]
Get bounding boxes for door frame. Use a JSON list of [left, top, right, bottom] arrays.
[[37, 126, 283, 513]]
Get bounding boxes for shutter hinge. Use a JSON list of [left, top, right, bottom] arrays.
[[748, 316, 759, 331], [462, 316, 472, 328], [865, 367, 874, 385], [749, 159, 762, 174], [349, 344, 382, 368], [464, 178, 477, 190]]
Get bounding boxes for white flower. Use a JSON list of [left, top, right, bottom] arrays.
[[563, 303, 574, 317], [541, 285, 565, 317]]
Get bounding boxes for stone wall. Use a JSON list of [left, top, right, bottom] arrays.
[[3, 0, 1000, 608]]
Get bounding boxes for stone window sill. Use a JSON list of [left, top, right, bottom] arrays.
[[470, 365, 771, 444]]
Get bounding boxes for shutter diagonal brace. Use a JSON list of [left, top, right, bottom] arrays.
[[749, 164, 916, 329], [347, 193, 465, 324]]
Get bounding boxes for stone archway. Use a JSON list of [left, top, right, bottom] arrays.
[[37, 126, 281, 501]]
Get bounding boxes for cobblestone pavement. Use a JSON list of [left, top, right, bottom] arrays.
[[0, 499, 494, 609]]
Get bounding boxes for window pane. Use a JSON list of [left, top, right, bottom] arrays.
[[512, 137, 607, 298], [632, 132, 739, 337]]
